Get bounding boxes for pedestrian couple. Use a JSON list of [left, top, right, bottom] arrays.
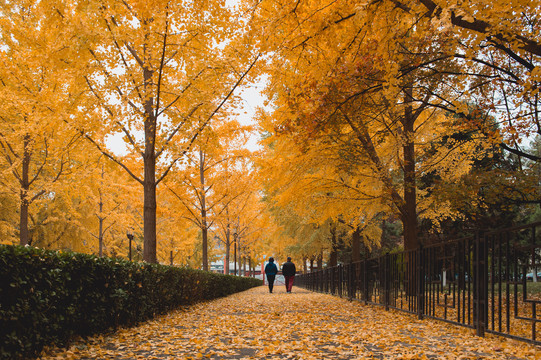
[[264, 257, 296, 293]]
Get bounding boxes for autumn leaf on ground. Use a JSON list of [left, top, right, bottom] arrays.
[[40, 286, 540, 359]]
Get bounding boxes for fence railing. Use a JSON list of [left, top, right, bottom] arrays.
[[296, 222, 541, 345]]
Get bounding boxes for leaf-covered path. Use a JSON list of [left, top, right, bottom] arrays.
[[41, 286, 540, 359]]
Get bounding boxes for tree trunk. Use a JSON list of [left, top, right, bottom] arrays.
[[19, 194, 29, 246], [98, 188, 104, 257], [403, 83, 419, 296], [225, 225, 231, 274], [143, 107, 157, 262], [225, 242, 230, 274], [233, 235, 237, 275], [223, 207, 232, 274], [200, 149, 209, 271], [143, 160, 157, 263], [19, 135, 31, 246], [143, 58, 158, 263], [351, 227, 361, 263], [402, 83, 418, 252], [329, 226, 338, 267]]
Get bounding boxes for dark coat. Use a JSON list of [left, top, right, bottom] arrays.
[[265, 262, 278, 275], [282, 261, 296, 277]]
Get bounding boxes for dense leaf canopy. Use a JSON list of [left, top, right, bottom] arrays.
[[0, 0, 540, 265]]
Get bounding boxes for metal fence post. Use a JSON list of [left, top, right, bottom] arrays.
[[330, 267, 333, 294], [348, 263, 354, 300], [417, 244, 425, 320], [364, 257, 370, 304], [338, 265, 343, 297], [385, 253, 390, 311]]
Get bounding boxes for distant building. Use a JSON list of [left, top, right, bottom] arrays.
[[209, 259, 262, 276]]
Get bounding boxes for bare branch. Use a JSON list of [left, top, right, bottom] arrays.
[[165, 182, 203, 228], [157, 67, 207, 117], [125, 43, 145, 69], [84, 76, 143, 155], [72, 124, 144, 185], [29, 188, 46, 203], [204, 155, 246, 173], [155, 8, 170, 119], [28, 139, 48, 187], [103, 18, 145, 102], [102, 220, 117, 237], [155, 103, 202, 159], [414, 0, 541, 57], [156, 53, 261, 185]]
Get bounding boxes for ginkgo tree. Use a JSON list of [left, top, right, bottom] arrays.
[[378, 0, 541, 164], [75, 155, 142, 257], [212, 156, 264, 274], [164, 119, 253, 271], [65, 0, 260, 263], [257, 123, 384, 264], [226, 184, 266, 275], [154, 198, 200, 265], [0, 0, 86, 246], [247, 0, 508, 254]]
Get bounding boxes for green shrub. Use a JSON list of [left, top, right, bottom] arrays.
[[0, 245, 262, 359]]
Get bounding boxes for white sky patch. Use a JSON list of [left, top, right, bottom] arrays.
[[105, 132, 129, 156], [237, 76, 268, 152]]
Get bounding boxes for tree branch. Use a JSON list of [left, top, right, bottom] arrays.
[[84, 76, 143, 155], [165, 182, 203, 228], [72, 125, 143, 185], [155, 103, 202, 159], [414, 0, 541, 57], [155, 8, 170, 120], [155, 53, 261, 185]]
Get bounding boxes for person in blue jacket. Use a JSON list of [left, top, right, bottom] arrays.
[[264, 257, 278, 293]]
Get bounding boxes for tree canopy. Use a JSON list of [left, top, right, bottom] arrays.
[[0, 0, 540, 268]]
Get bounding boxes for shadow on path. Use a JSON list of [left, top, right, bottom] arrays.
[[41, 286, 539, 359]]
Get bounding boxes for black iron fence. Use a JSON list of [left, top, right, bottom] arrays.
[[296, 222, 541, 345]]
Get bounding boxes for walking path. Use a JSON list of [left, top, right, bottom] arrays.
[[41, 286, 539, 359]]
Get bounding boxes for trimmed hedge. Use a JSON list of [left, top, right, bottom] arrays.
[[0, 245, 262, 359]]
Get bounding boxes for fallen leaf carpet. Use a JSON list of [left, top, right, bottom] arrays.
[[40, 286, 540, 359]]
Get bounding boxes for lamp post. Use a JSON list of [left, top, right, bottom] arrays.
[[127, 231, 134, 261]]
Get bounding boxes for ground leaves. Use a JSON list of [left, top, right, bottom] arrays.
[[40, 286, 540, 359]]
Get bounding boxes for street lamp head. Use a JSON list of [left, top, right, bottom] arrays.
[[127, 231, 134, 240]]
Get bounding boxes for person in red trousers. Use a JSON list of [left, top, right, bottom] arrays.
[[281, 257, 296, 293]]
